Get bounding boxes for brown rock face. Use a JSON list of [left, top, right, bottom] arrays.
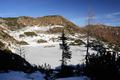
[[84, 25, 120, 45]]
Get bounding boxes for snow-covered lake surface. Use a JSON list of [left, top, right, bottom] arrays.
[[21, 43, 96, 68]]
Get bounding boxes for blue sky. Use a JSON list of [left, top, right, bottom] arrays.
[[0, 0, 120, 26]]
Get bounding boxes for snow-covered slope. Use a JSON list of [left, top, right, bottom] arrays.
[[6, 25, 96, 68], [8, 25, 63, 45]]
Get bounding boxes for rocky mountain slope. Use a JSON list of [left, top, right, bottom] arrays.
[[83, 24, 120, 45], [0, 30, 18, 50], [0, 15, 120, 52], [0, 15, 120, 70], [0, 15, 81, 34], [0, 15, 82, 51]]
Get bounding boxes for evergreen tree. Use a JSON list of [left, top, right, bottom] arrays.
[[55, 30, 73, 78], [60, 30, 72, 67]]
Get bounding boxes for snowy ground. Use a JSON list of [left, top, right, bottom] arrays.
[[0, 71, 45, 80], [56, 76, 90, 80], [7, 25, 83, 45], [8, 25, 63, 42], [0, 71, 90, 80]]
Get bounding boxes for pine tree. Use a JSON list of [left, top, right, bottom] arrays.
[[60, 30, 72, 67]]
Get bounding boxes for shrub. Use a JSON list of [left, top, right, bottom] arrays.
[[0, 41, 5, 49], [44, 45, 55, 48], [69, 39, 84, 46], [37, 39, 47, 43], [19, 34, 25, 38], [113, 45, 120, 52], [18, 41, 28, 45], [24, 32, 37, 36], [47, 27, 63, 33]]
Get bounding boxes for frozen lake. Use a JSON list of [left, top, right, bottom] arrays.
[[21, 43, 95, 68]]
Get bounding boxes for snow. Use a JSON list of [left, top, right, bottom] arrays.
[[8, 25, 63, 40], [8, 25, 61, 45], [0, 71, 44, 80], [56, 76, 90, 80], [21, 33, 60, 45], [22, 43, 96, 68], [0, 26, 96, 80], [0, 71, 90, 80], [7, 26, 97, 68], [19, 25, 63, 32]]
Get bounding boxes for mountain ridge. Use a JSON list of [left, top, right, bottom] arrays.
[[83, 24, 120, 45], [0, 15, 81, 32], [0, 15, 120, 51]]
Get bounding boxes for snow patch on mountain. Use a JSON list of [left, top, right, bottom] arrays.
[[8, 25, 64, 45]]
